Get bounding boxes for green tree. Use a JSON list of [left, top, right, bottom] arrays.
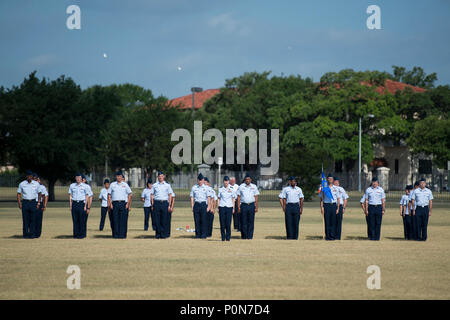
[[391, 66, 437, 89]]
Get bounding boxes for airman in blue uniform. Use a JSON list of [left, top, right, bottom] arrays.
[[409, 181, 420, 240], [319, 174, 339, 240], [364, 177, 386, 241], [411, 178, 433, 241], [236, 173, 260, 240], [333, 177, 348, 240], [400, 185, 413, 240], [190, 173, 210, 239], [204, 177, 217, 238], [279, 176, 304, 240], [17, 170, 41, 238], [230, 177, 240, 232], [98, 179, 111, 231], [218, 176, 236, 241], [151, 171, 174, 239], [141, 178, 154, 231], [33, 174, 48, 238], [108, 171, 133, 239], [68, 173, 90, 239]]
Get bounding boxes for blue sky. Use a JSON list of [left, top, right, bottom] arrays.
[[1, 0, 449, 99]]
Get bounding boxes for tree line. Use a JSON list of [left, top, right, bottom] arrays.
[[0, 67, 448, 200]]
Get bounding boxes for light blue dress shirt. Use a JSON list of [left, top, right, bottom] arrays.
[[321, 185, 338, 204], [412, 187, 433, 207], [152, 181, 173, 201], [364, 186, 386, 205], [85, 184, 93, 197], [208, 186, 218, 201], [99, 188, 109, 207], [408, 188, 418, 209], [335, 186, 349, 202], [279, 186, 304, 203], [190, 184, 210, 203], [109, 181, 132, 201], [400, 194, 410, 215], [238, 183, 260, 204], [218, 185, 236, 208], [360, 194, 366, 203], [141, 187, 153, 207], [68, 182, 90, 202], [17, 180, 40, 200], [35, 184, 48, 201]]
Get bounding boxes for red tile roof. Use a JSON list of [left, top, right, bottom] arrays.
[[168, 80, 425, 109], [168, 89, 221, 109]]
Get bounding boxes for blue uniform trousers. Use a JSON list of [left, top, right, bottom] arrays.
[[71, 201, 87, 239], [112, 201, 128, 239], [34, 201, 44, 238], [240, 202, 255, 239], [368, 204, 383, 240], [335, 204, 343, 240], [207, 210, 214, 237], [99, 206, 108, 231], [323, 203, 337, 240], [21, 200, 37, 238], [415, 206, 429, 241], [411, 209, 418, 240], [285, 203, 300, 240], [233, 201, 240, 231], [143, 207, 151, 231], [154, 200, 169, 239], [402, 211, 413, 240], [193, 202, 207, 239], [219, 207, 233, 241]]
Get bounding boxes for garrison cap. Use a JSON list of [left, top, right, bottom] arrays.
[[244, 173, 252, 179], [104, 179, 110, 184], [414, 181, 420, 187], [157, 171, 165, 176], [75, 172, 82, 177], [147, 178, 152, 184], [333, 176, 339, 181], [197, 173, 204, 180], [327, 173, 333, 178], [204, 177, 209, 183], [32, 172, 39, 178], [371, 176, 378, 182], [25, 170, 33, 176], [115, 170, 122, 176], [223, 176, 230, 181], [406, 185, 413, 190], [288, 176, 296, 181], [420, 177, 426, 182]]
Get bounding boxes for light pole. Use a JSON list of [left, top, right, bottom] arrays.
[[358, 114, 375, 192]]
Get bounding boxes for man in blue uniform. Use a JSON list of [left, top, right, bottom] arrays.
[[411, 178, 433, 241], [98, 179, 110, 231], [204, 177, 217, 238], [236, 173, 260, 240], [400, 185, 413, 240], [319, 174, 339, 241], [151, 171, 174, 239], [141, 178, 154, 231], [33, 174, 48, 238], [218, 176, 236, 241], [108, 171, 133, 239], [230, 177, 240, 232], [364, 177, 386, 241], [190, 173, 210, 239], [68, 173, 90, 239], [17, 170, 41, 238], [409, 181, 420, 240], [279, 176, 304, 240], [333, 177, 348, 240]]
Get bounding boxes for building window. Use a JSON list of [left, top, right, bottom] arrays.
[[395, 159, 399, 174], [335, 160, 343, 173], [418, 160, 432, 174]]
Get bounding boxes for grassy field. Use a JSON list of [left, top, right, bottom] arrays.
[[0, 202, 449, 300]]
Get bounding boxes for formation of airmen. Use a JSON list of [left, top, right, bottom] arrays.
[[16, 170, 434, 242]]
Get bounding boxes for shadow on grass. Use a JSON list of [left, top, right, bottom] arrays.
[[93, 234, 113, 239], [176, 235, 196, 239], [305, 235, 324, 240], [345, 236, 369, 241], [5, 234, 24, 239], [53, 235, 74, 239], [231, 235, 241, 239], [265, 235, 286, 240], [134, 234, 156, 239], [384, 236, 407, 241]]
